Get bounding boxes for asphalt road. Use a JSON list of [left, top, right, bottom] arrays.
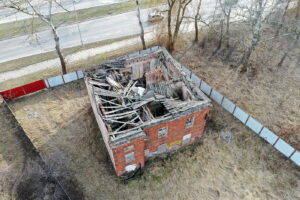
[[0, 9, 156, 63], [0, 0, 128, 24]]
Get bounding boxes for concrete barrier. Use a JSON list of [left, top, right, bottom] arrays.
[[45, 70, 84, 88]]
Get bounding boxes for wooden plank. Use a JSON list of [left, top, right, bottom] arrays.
[[94, 88, 122, 98], [88, 80, 110, 87]]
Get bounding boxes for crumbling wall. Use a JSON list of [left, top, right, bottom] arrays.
[[84, 80, 115, 166], [112, 137, 145, 176], [143, 108, 210, 157]]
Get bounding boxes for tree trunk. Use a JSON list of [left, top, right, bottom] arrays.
[[167, 7, 173, 52], [277, 52, 288, 67], [296, 0, 300, 19], [240, 0, 263, 67], [172, 1, 190, 51], [194, 0, 202, 42], [169, 3, 182, 52], [136, 0, 146, 50], [212, 20, 224, 56], [194, 14, 199, 42], [278, 35, 299, 67], [51, 27, 67, 74], [225, 40, 238, 61], [275, 0, 291, 37], [225, 9, 231, 48], [167, 0, 191, 52], [240, 45, 254, 67]]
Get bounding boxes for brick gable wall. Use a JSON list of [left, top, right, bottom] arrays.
[[143, 108, 210, 155], [111, 107, 210, 176]]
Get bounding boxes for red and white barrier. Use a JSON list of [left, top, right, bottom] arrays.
[[0, 80, 47, 100]]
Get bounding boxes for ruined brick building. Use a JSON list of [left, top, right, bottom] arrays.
[[85, 47, 212, 176]]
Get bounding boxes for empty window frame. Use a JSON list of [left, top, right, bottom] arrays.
[[124, 145, 134, 152], [185, 117, 194, 128], [125, 152, 135, 164], [158, 127, 168, 138]]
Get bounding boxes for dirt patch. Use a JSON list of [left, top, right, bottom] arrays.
[[8, 80, 300, 199]]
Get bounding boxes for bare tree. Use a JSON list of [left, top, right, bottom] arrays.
[[274, 0, 292, 37], [277, 34, 299, 66], [194, 0, 202, 42], [136, 0, 146, 50], [277, 11, 300, 66], [219, 0, 239, 48], [167, 0, 192, 52], [2, 0, 68, 74], [239, 0, 268, 67], [296, 0, 300, 19]]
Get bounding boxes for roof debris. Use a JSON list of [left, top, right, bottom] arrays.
[[85, 48, 211, 142]]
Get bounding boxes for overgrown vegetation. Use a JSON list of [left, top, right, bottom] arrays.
[[160, 0, 300, 71]]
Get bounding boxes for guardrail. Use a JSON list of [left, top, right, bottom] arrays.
[[0, 46, 299, 168]]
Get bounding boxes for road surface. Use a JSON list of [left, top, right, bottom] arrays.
[[0, 9, 156, 63], [0, 0, 128, 24]]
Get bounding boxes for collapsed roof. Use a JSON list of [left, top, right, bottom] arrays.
[[85, 48, 211, 146]]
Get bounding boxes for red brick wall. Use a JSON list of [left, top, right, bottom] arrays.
[[143, 108, 210, 154], [112, 137, 145, 176], [111, 107, 210, 176]]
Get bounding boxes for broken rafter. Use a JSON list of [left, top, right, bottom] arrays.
[[104, 106, 132, 115], [142, 106, 154, 120], [132, 98, 155, 109], [108, 117, 138, 135], [125, 81, 138, 97], [94, 88, 122, 98], [123, 80, 134, 95], [103, 110, 136, 118], [106, 76, 123, 89], [97, 96, 121, 106], [89, 80, 110, 87], [106, 118, 140, 126], [108, 126, 142, 136], [101, 104, 131, 109]]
